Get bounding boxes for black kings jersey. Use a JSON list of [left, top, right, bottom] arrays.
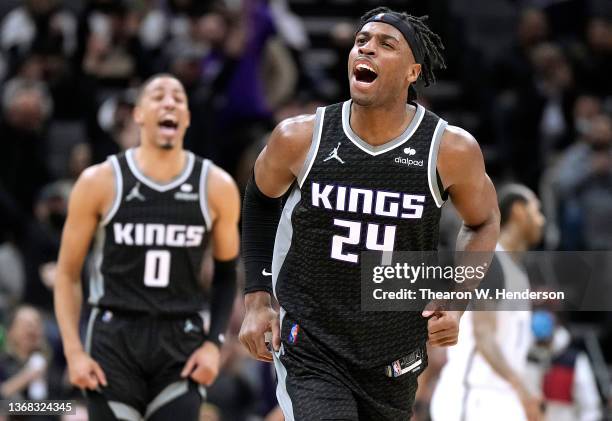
[[272, 100, 448, 367], [89, 148, 212, 315]]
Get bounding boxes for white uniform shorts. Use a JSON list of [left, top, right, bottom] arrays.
[[431, 382, 526, 421]]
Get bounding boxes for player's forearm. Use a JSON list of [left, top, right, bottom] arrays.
[[54, 273, 85, 356], [474, 335, 524, 391], [456, 209, 500, 253], [208, 258, 238, 346], [242, 174, 282, 294], [451, 212, 499, 303]]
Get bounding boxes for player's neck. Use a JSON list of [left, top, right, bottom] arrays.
[[499, 227, 528, 254], [133, 145, 187, 184], [350, 100, 415, 146]]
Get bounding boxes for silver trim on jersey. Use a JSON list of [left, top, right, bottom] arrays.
[[297, 107, 326, 188], [341, 100, 425, 156], [108, 401, 141, 421], [145, 380, 189, 419], [273, 307, 295, 421], [125, 148, 195, 192], [84, 307, 99, 354], [272, 186, 301, 299], [101, 155, 123, 226], [88, 227, 105, 305], [199, 159, 213, 231], [428, 119, 448, 208]]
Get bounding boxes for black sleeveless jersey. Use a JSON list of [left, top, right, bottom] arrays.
[[89, 149, 212, 315], [272, 100, 448, 367]]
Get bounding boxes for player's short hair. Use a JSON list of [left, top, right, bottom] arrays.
[[497, 184, 534, 227], [358, 7, 446, 100], [135, 73, 185, 104]]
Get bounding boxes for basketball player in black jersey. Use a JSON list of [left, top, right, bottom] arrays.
[[240, 7, 500, 420], [54, 75, 240, 420]]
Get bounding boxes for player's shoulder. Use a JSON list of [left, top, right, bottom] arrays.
[[438, 125, 483, 168], [206, 162, 240, 216], [75, 160, 115, 190], [68, 160, 115, 211], [207, 162, 238, 193], [437, 125, 485, 186], [440, 125, 481, 156], [275, 113, 317, 139], [268, 113, 317, 155]]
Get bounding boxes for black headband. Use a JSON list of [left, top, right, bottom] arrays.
[[358, 12, 423, 64]]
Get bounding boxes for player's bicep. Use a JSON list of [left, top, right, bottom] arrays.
[[451, 174, 497, 228], [254, 144, 295, 198], [211, 213, 239, 261], [56, 170, 106, 281], [254, 115, 314, 198], [208, 168, 240, 261], [439, 128, 498, 227]]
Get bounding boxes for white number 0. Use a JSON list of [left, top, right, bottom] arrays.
[[331, 219, 396, 263], [144, 250, 171, 287]]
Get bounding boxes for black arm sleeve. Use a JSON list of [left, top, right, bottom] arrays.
[[241, 173, 283, 295], [208, 258, 238, 346]]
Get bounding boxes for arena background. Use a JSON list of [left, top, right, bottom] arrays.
[[0, 0, 610, 419]]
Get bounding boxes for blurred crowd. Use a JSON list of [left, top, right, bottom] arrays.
[[0, 0, 610, 419]]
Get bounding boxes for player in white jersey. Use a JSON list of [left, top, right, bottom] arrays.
[[431, 184, 545, 421]]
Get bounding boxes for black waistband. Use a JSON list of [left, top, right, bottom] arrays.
[[94, 307, 200, 320]]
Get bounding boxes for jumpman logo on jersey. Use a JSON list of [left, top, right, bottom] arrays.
[[126, 182, 146, 202], [323, 143, 345, 164], [184, 319, 199, 333]]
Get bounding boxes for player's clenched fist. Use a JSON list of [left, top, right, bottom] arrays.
[[422, 310, 462, 347], [239, 292, 281, 363], [67, 350, 107, 390]]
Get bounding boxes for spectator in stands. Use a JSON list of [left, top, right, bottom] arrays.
[[67, 143, 92, 182], [0, 232, 24, 323], [526, 309, 602, 421], [0, 77, 53, 216], [492, 8, 550, 93], [572, 95, 603, 138], [0, 306, 50, 401], [553, 113, 612, 250], [570, 17, 612, 95], [80, 0, 150, 89], [501, 42, 577, 189], [183, 0, 294, 176], [329, 22, 356, 102], [0, 187, 25, 320], [528, 42, 576, 152], [0, 0, 77, 76], [20, 181, 70, 313], [89, 87, 137, 161]]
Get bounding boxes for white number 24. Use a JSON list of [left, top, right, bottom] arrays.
[[331, 219, 396, 263]]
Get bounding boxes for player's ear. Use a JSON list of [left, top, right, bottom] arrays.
[[133, 105, 143, 124], [510, 201, 528, 225], [406, 63, 421, 84]]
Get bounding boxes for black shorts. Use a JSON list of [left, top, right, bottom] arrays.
[[85, 308, 206, 419], [273, 312, 427, 421]]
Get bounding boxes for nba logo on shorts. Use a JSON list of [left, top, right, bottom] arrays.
[[393, 360, 402, 376], [288, 324, 299, 344]]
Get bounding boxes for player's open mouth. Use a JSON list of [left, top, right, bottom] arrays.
[[159, 118, 178, 135], [354, 63, 378, 84]]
